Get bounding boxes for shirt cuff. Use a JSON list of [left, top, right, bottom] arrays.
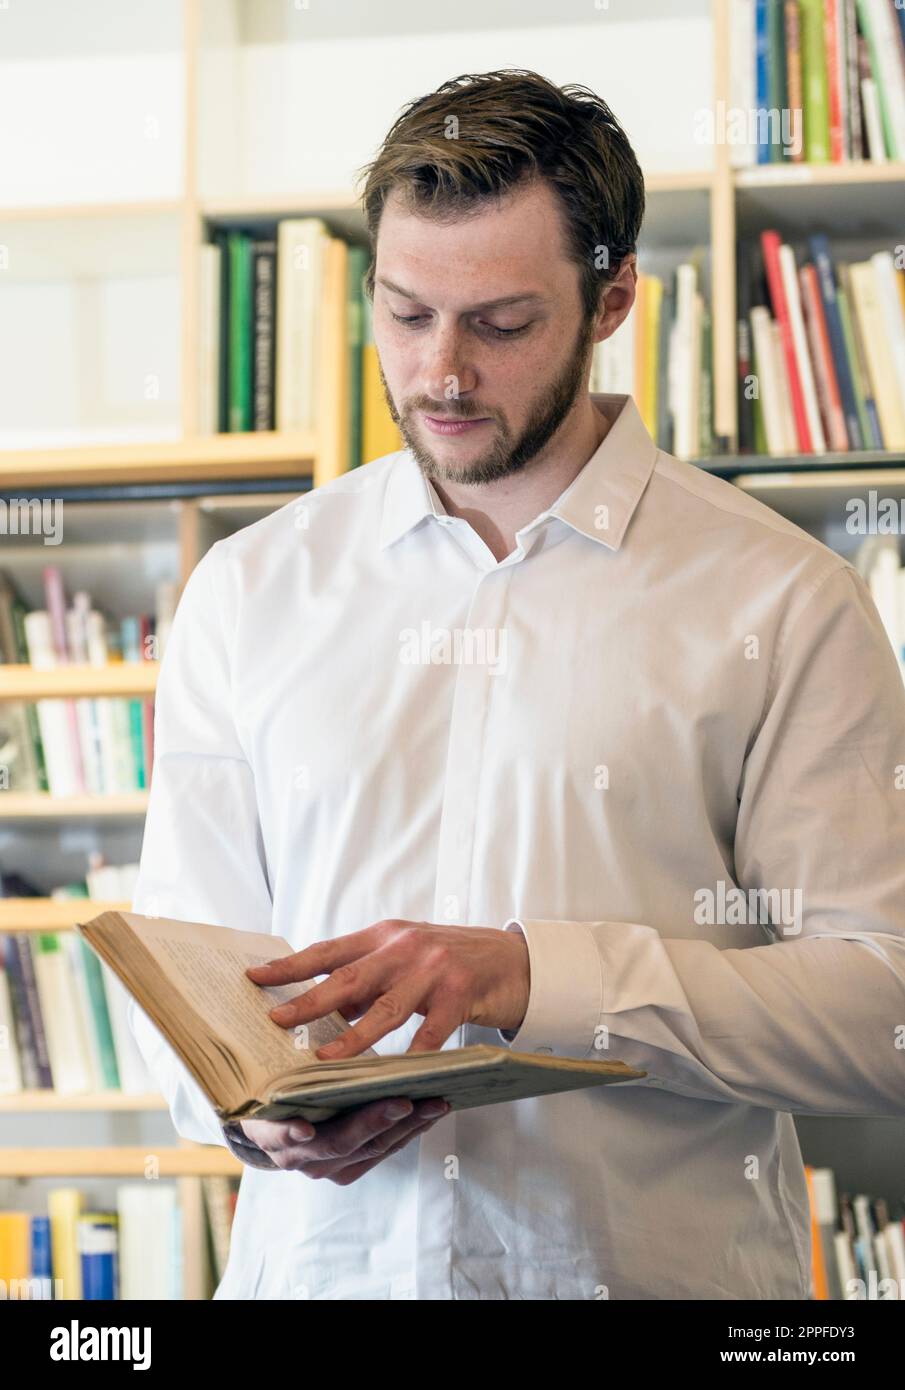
[[221, 1120, 278, 1170], [495, 918, 605, 1059]]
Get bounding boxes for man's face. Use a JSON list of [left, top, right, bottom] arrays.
[[371, 178, 602, 486]]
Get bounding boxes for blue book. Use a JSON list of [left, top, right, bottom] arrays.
[[30, 1216, 53, 1297], [809, 235, 864, 450], [755, 0, 771, 163], [79, 1216, 119, 1300]]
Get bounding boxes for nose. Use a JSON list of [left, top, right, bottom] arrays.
[[421, 322, 478, 406]]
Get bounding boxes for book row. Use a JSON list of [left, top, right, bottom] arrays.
[[731, 0, 905, 165], [200, 220, 402, 470], [0, 861, 154, 1098], [0, 1177, 238, 1301], [738, 232, 905, 454], [805, 1164, 905, 1298], [0, 567, 176, 796]]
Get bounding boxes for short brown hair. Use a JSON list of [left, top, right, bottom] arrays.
[[356, 68, 645, 321]]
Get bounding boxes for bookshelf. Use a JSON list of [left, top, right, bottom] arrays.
[[1, 0, 903, 1299]]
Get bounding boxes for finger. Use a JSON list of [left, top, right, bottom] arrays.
[[329, 1118, 442, 1185], [406, 1003, 463, 1054], [269, 1099, 449, 1173], [269, 956, 389, 1030], [290, 1095, 419, 1161], [303, 1108, 444, 1180], [246, 930, 377, 985], [315, 974, 436, 1060]]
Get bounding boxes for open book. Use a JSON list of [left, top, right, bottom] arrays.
[[76, 910, 646, 1123]]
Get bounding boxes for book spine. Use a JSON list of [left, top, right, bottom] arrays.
[[761, 230, 813, 450], [252, 240, 277, 432], [800, 0, 832, 160], [809, 234, 864, 448]]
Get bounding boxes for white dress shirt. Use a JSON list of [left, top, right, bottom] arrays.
[[130, 391, 905, 1300]]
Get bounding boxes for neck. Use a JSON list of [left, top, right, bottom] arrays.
[[428, 394, 612, 563]]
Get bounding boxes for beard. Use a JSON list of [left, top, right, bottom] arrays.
[[379, 311, 597, 486]]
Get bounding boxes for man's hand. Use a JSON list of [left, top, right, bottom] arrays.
[[239, 1096, 450, 1184], [246, 920, 530, 1059]]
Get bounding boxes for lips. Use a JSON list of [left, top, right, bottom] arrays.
[[422, 413, 490, 436]]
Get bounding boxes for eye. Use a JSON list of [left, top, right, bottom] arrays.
[[390, 312, 426, 327], [480, 322, 530, 338]]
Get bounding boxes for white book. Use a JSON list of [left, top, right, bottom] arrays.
[[770, 321, 798, 452], [66, 601, 104, 794], [596, 311, 635, 396], [99, 964, 154, 1094], [870, 251, 905, 406], [868, 544, 904, 678], [62, 930, 106, 1091], [0, 953, 23, 1094], [198, 243, 222, 436], [861, 78, 887, 161], [730, 0, 757, 168], [778, 242, 826, 453], [886, 1219, 905, 1283], [863, 0, 905, 161], [834, 1229, 858, 1297], [750, 307, 786, 454], [23, 610, 79, 797], [671, 264, 698, 461], [117, 1184, 180, 1300], [276, 218, 330, 431], [32, 937, 94, 1094]]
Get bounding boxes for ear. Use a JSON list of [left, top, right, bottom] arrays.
[[593, 253, 638, 345]]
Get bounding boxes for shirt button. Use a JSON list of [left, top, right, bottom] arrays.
[[534, 1046, 554, 1055]]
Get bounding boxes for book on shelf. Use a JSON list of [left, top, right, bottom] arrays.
[[0, 1178, 239, 1300], [805, 1163, 905, 1298], [732, 0, 905, 166], [76, 910, 645, 1125], [592, 259, 712, 461], [199, 219, 402, 474], [0, 566, 176, 796], [0, 863, 154, 1099], [738, 232, 905, 454], [854, 535, 905, 684]]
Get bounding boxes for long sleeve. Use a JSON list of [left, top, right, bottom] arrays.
[[128, 541, 275, 1149], [499, 563, 905, 1118]]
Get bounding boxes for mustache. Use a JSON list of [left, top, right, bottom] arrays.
[[410, 401, 494, 421]]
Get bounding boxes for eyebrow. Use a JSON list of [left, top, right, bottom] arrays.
[[376, 277, 545, 311]]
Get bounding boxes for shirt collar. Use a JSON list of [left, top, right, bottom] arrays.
[[379, 392, 658, 553]]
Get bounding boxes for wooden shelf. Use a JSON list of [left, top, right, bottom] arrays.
[[0, 793, 149, 821], [0, 1146, 242, 1177], [735, 161, 905, 189], [0, 899, 131, 932], [0, 1091, 167, 1112], [699, 451, 905, 480], [0, 432, 317, 488], [0, 662, 159, 700]]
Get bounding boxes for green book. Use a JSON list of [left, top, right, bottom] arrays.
[[836, 284, 874, 449], [767, 0, 787, 164], [346, 245, 368, 470], [750, 331, 768, 456], [799, 0, 831, 161], [77, 935, 121, 1090], [228, 231, 252, 432], [855, 0, 898, 161]]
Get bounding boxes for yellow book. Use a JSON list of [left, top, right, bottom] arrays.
[[362, 294, 403, 464], [642, 276, 663, 438], [48, 1187, 83, 1300], [0, 1212, 30, 1285], [633, 274, 647, 412], [849, 261, 905, 450], [314, 236, 350, 489]]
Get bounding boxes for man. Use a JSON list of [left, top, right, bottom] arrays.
[[131, 70, 905, 1300]]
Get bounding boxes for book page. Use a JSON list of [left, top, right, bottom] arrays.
[[117, 912, 366, 1081]]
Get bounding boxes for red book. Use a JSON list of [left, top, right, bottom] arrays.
[[824, 0, 845, 163], [760, 230, 813, 452], [799, 263, 848, 451]]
